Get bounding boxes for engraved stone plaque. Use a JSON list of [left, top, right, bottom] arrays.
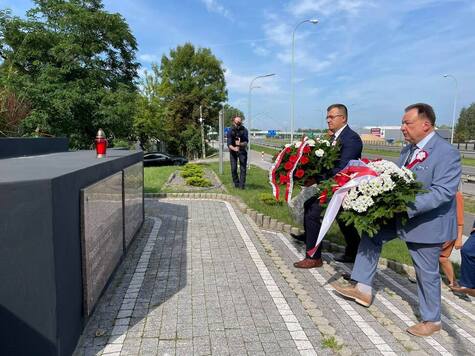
[[80, 172, 123, 316], [124, 162, 144, 249]]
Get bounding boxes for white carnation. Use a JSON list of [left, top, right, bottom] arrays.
[[307, 139, 316, 147], [350, 195, 374, 213], [315, 149, 325, 157], [320, 140, 330, 147], [295, 141, 302, 148], [285, 144, 291, 148]]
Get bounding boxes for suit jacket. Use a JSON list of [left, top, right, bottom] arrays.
[[397, 133, 461, 244], [331, 125, 363, 177]]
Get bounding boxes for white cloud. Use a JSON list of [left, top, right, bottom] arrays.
[[261, 14, 337, 73], [251, 42, 270, 56], [200, 0, 232, 19], [224, 68, 281, 95], [288, 0, 373, 17]]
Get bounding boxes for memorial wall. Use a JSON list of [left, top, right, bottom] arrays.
[[0, 150, 144, 356]]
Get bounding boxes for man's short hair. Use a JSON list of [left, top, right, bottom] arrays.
[[405, 103, 436, 126], [327, 103, 348, 119], [233, 116, 242, 122]]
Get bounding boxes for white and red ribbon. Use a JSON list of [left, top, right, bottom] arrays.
[[406, 149, 428, 169], [284, 138, 310, 202], [269, 146, 288, 200], [308, 160, 379, 257]]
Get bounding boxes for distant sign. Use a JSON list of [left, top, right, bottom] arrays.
[[267, 130, 277, 137], [370, 128, 382, 137], [224, 127, 231, 136]]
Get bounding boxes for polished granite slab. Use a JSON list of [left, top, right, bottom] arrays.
[[81, 172, 124, 317], [124, 162, 144, 249]]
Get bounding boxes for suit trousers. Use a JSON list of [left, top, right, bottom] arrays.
[[460, 234, 475, 288], [229, 150, 247, 188], [351, 223, 443, 322], [303, 197, 360, 259]]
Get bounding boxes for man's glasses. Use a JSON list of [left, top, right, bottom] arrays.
[[326, 114, 344, 120]]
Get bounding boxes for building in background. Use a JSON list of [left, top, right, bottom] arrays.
[[357, 126, 451, 144]]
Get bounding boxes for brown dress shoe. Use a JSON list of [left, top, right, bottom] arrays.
[[451, 286, 475, 297], [406, 321, 441, 337], [293, 258, 323, 269], [332, 283, 372, 307]]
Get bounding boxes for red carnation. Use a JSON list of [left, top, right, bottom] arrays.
[[289, 155, 298, 163], [303, 146, 311, 153], [279, 174, 288, 184], [361, 157, 371, 164], [300, 156, 309, 165], [295, 169, 305, 179], [319, 189, 328, 205], [284, 162, 293, 170], [285, 147, 292, 153]]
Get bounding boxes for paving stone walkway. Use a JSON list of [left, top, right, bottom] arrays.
[[74, 198, 475, 356]]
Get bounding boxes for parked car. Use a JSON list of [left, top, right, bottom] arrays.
[[143, 152, 188, 167]]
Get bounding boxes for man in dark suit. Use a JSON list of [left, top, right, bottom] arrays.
[[293, 103, 363, 268]]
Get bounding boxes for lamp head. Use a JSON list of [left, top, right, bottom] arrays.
[[309, 19, 319, 24]]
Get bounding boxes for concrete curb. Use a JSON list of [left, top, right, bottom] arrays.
[[145, 192, 416, 279]]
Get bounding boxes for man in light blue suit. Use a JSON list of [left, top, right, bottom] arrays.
[[333, 103, 461, 337]]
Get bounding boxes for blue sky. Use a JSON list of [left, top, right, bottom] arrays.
[[2, 0, 475, 130]]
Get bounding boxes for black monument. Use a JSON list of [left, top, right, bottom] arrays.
[[0, 143, 144, 356]]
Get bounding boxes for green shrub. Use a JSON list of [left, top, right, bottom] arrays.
[[185, 176, 213, 187], [258, 192, 282, 206], [181, 164, 204, 178], [112, 139, 132, 149], [206, 146, 218, 156], [181, 169, 203, 178]]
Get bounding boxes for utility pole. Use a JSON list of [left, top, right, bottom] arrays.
[[219, 108, 224, 174], [199, 105, 206, 159]]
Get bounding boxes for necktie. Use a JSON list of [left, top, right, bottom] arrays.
[[404, 144, 417, 167]]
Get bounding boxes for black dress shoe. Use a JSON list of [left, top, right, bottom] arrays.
[[334, 253, 356, 263], [290, 233, 306, 242]]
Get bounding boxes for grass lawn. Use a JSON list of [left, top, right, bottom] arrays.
[[362, 148, 400, 158], [252, 144, 279, 156], [463, 196, 475, 214], [144, 166, 177, 193], [206, 161, 298, 226]]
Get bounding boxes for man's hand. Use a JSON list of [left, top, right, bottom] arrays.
[[232, 146, 239, 152], [235, 138, 241, 146]]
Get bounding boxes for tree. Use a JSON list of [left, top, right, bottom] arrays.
[[455, 103, 475, 142], [133, 64, 166, 150], [0, 0, 139, 148], [0, 88, 31, 136], [158, 43, 227, 156], [223, 103, 245, 128]]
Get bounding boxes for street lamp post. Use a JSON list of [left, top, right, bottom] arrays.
[[199, 105, 205, 158], [248, 73, 275, 168], [443, 74, 458, 145], [291, 18, 319, 144]]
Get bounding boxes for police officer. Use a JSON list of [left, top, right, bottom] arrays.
[[227, 116, 248, 189]]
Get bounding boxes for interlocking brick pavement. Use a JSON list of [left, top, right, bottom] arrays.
[[74, 198, 475, 356]]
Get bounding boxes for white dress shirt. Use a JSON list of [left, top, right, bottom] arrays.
[[407, 131, 436, 163], [333, 124, 348, 141]]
